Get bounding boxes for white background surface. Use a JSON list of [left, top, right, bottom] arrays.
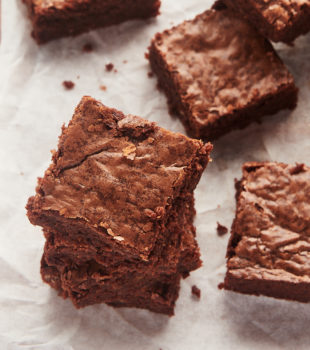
[[1, 0, 310, 349]]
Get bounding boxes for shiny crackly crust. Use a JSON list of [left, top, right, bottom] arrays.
[[224, 162, 310, 302], [149, 6, 298, 140], [222, 0, 310, 43], [27, 96, 212, 261]]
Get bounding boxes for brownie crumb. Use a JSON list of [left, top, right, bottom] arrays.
[[144, 52, 149, 59], [217, 222, 228, 236], [123, 60, 128, 64], [105, 63, 114, 72], [62, 81, 75, 90], [148, 71, 154, 78], [100, 85, 107, 91], [191, 285, 201, 299], [82, 43, 94, 53], [290, 163, 305, 175], [218, 282, 224, 290], [114, 69, 118, 73]]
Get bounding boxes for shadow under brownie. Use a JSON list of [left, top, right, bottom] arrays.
[[223, 161, 310, 302], [27, 96, 212, 315], [148, 4, 298, 141]]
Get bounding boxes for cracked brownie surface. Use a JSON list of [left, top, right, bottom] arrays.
[[148, 5, 298, 140], [224, 162, 310, 302], [222, 0, 310, 43], [27, 96, 211, 260]]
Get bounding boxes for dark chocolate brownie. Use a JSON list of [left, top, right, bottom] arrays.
[[148, 5, 298, 141], [221, 0, 310, 44], [223, 162, 310, 302], [27, 96, 212, 315], [22, 0, 161, 44], [41, 194, 199, 313]]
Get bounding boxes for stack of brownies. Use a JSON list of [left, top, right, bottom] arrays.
[[27, 96, 212, 315]]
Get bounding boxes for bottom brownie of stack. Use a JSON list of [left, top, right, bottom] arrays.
[[41, 194, 200, 315]]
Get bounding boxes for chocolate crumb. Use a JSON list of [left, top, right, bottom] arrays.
[[100, 85, 107, 91], [290, 163, 305, 175], [217, 222, 228, 236], [105, 63, 114, 72], [191, 285, 201, 299], [114, 69, 118, 73], [123, 60, 128, 64], [148, 71, 154, 78], [62, 81, 75, 90], [82, 43, 93, 53], [218, 282, 224, 290]]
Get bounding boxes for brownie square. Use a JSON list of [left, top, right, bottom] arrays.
[[22, 0, 161, 44], [27, 96, 212, 315], [148, 5, 298, 141], [222, 0, 310, 44], [223, 162, 310, 302], [41, 194, 199, 314]]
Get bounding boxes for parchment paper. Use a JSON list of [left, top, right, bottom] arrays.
[[1, 0, 310, 349]]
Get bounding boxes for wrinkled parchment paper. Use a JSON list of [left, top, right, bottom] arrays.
[[1, 0, 310, 349]]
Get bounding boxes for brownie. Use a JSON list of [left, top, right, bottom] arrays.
[[22, 0, 161, 44], [26, 96, 212, 315], [148, 5, 298, 141], [41, 194, 199, 313], [223, 162, 310, 302], [221, 0, 310, 44]]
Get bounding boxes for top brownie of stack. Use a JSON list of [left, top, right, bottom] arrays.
[[22, 0, 161, 44], [148, 3, 298, 140], [27, 96, 212, 314], [222, 0, 310, 43]]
